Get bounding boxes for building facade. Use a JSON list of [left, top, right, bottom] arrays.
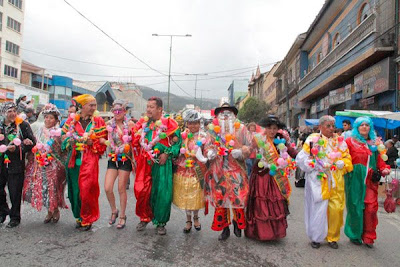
[[263, 62, 281, 116], [248, 66, 266, 99], [0, 0, 25, 83], [297, 0, 397, 120]]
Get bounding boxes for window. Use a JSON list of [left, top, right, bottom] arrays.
[[332, 33, 341, 49], [317, 52, 323, 64], [7, 16, 21, 32], [8, 0, 22, 9], [358, 2, 371, 25], [4, 65, 18, 78], [5, 40, 19, 55]]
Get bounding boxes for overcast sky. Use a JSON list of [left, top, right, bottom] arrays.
[[23, 0, 325, 100]]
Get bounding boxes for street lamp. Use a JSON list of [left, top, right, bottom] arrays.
[[185, 73, 208, 107], [152, 33, 192, 112]]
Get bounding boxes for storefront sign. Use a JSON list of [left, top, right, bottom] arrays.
[[6, 92, 14, 99], [329, 87, 346, 106], [311, 102, 317, 114], [360, 96, 375, 108], [344, 84, 353, 101], [354, 58, 393, 98]]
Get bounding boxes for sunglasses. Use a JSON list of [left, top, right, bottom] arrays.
[[112, 109, 124, 115]]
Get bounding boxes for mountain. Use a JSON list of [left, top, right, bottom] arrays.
[[138, 86, 220, 112]]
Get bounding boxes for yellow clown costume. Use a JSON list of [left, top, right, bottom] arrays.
[[296, 133, 352, 243]]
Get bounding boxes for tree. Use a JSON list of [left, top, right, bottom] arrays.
[[238, 97, 271, 123]]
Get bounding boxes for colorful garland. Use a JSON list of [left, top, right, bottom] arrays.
[[207, 118, 241, 156], [106, 117, 131, 162], [180, 130, 207, 168], [31, 127, 62, 167], [138, 116, 168, 161], [0, 115, 24, 166]]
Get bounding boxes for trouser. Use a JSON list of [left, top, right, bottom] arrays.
[[0, 169, 25, 222], [211, 207, 245, 231], [327, 175, 345, 242], [134, 156, 153, 222]]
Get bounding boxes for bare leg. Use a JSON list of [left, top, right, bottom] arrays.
[[117, 170, 130, 220], [104, 168, 119, 221]]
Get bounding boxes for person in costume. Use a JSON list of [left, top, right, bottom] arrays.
[[104, 100, 135, 229], [0, 102, 36, 228], [61, 94, 107, 231], [245, 116, 297, 241], [296, 115, 353, 249], [204, 103, 250, 241], [173, 110, 207, 233], [132, 97, 181, 235], [23, 104, 67, 223], [344, 117, 390, 248]]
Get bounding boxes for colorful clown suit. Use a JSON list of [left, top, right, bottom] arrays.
[[296, 133, 353, 244], [204, 119, 250, 233], [132, 116, 181, 226], [344, 137, 390, 245]]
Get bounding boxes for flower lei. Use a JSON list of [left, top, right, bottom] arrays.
[[255, 135, 297, 178], [31, 127, 62, 166], [106, 117, 131, 162], [0, 115, 24, 166], [179, 130, 207, 168], [362, 138, 388, 161], [138, 116, 168, 161], [207, 118, 241, 156], [65, 112, 95, 166], [308, 134, 345, 180]]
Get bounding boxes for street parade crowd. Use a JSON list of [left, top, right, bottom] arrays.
[[0, 93, 398, 250]]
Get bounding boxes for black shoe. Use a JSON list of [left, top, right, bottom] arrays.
[[6, 220, 20, 228], [183, 221, 192, 234], [0, 214, 6, 224], [311, 242, 320, 249], [351, 239, 362, 246], [75, 221, 82, 229], [232, 220, 242, 237], [218, 227, 230, 241], [328, 242, 339, 249], [365, 243, 374, 248], [79, 224, 92, 231]]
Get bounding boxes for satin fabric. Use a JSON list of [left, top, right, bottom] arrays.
[[296, 133, 352, 243], [62, 116, 107, 225], [344, 137, 389, 244]]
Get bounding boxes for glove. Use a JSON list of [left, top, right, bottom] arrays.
[[207, 149, 216, 161], [231, 149, 243, 159], [336, 160, 344, 170], [195, 148, 208, 164]]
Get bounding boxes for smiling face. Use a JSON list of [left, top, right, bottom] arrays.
[[187, 121, 200, 133], [112, 104, 126, 121], [358, 122, 371, 139], [81, 100, 97, 117], [265, 124, 279, 139], [44, 114, 57, 128], [5, 107, 17, 123], [146, 100, 163, 120], [319, 120, 335, 138]]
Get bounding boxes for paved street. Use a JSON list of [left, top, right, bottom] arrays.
[[0, 158, 399, 267]]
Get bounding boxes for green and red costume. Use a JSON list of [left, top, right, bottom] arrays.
[[62, 116, 107, 226]]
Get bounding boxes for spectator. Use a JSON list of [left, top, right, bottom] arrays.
[[25, 108, 37, 124], [342, 120, 352, 139], [385, 140, 398, 168], [60, 105, 77, 128]]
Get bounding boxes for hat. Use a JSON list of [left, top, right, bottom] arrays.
[[72, 94, 96, 108], [1, 102, 17, 114], [214, 103, 238, 116], [393, 135, 399, 139], [42, 104, 61, 118], [258, 115, 285, 129], [184, 110, 201, 122]]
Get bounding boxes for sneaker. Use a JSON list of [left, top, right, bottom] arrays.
[[157, 226, 167, 235], [328, 242, 339, 249], [311, 242, 320, 249], [6, 220, 20, 228], [136, 221, 148, 231]]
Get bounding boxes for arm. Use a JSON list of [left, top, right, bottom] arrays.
[[20, 122, 36, 153]]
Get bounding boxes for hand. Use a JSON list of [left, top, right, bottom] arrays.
[[207, 150, 216, 160], [86, 139, 93, 146], [195, 148, 208, 164], [99, 138, 106, 145], [7, 145, 16, 152], [336, 160, 344, 170], [158, 153, 169, 165], [278, 129, 290, 142], [23, 139, 33, 146], [231, 149, 243, 159], [381, 168, 390, 176]]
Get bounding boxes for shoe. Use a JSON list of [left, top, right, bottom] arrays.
[[365, 243, 374, 248], [116, 216, 127, 230], [44, 212, 53, 224], [193, 216, 201, 231], [6, 220, 20, 228], [351, 239, 362, 246], [52, 209, 60, 223], [79, 224, 92, 231], [75, 220, 82, 229], [109, 210, 119, 225], [232, 220, 241, 237], [0, 214, 7, 224], [328, 242, 339, 249], [311, 242, 320, 249], [136, 221, 149, 231], [183, 221, 192, 234], [157, 226, 167, 235], [218, 227, 230, 241], [126, 184, 129, 190]]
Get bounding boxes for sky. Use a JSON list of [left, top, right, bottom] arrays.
[[23, 0, 325, 100]]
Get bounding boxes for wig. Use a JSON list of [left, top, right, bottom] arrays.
[[351, 116, 376, 143]]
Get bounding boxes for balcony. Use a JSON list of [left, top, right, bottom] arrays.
[[299, 13, 376, 91]]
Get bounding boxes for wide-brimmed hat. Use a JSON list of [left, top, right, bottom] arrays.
[[215, 103, 238, 116], [258, 115, 285, 129]]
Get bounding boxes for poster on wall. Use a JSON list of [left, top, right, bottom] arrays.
[[329, 87, 345, 106], [311, 102, 317, 114], [344, 84, 353, 101]]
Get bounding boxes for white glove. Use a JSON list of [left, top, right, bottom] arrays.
[[231, 149, 243, 159], [195, 148, 208, 164], [207, 149, 216, 161], [336, 160, 344, 170]]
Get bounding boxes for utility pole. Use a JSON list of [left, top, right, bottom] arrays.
[[185, 73, 208, 107], [198, 89, 211, 109], [152, 34, 192, 112]]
